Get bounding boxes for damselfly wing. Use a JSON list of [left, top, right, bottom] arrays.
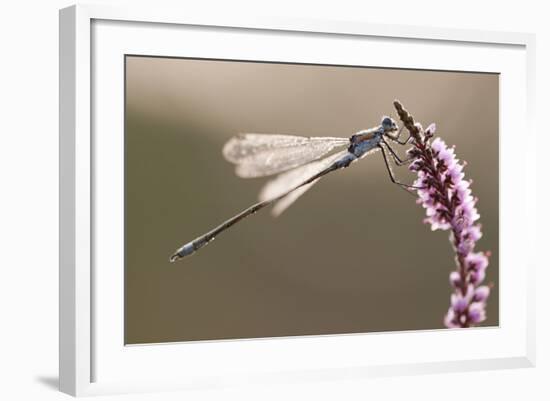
[[222, 133, 350, 178], [258, 149, 350, 216]]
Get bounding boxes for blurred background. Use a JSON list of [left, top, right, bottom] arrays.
[[125, 56, 498, 344]]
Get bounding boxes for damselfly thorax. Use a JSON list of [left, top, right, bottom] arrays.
[[170, 116, 419, 262]]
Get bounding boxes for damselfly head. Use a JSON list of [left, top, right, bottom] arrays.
[[381, 116, 398, 133]]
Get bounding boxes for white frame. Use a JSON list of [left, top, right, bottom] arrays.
[[59, 4, 536, 397]]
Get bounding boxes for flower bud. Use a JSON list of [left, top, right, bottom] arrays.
[[469, 269, 486, 286], [451, 293, 468, 313], [449, 271, 461, 289], [467, 302, 487, 323], [444, 307, 459, 328], [473, 286, 490, 302], [465, 252, 489, 272]]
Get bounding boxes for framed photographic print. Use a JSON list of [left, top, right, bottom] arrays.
[[59, 4, 536, 396]]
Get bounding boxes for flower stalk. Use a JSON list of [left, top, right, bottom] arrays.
[[393, 100, 491, 328]]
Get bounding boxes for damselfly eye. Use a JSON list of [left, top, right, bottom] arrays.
[[381, 116, 395, 130]]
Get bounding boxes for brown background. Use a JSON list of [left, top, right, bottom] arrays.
[[124, 56, 499, 344]]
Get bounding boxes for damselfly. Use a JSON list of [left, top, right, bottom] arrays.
[[170, 116, 417, 262]]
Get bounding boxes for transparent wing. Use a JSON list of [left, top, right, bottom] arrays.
[[269, 182, 318, 218], [222, 133, 349, 178], [259, 150, 350, 217]]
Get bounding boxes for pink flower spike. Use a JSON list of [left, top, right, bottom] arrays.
[[400, 109, 492, 329]]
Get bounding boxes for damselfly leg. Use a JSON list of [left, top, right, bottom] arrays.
[[378, 144, 424, 192], [381, 138, 415, 166], [385, 125, 412, 145]]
